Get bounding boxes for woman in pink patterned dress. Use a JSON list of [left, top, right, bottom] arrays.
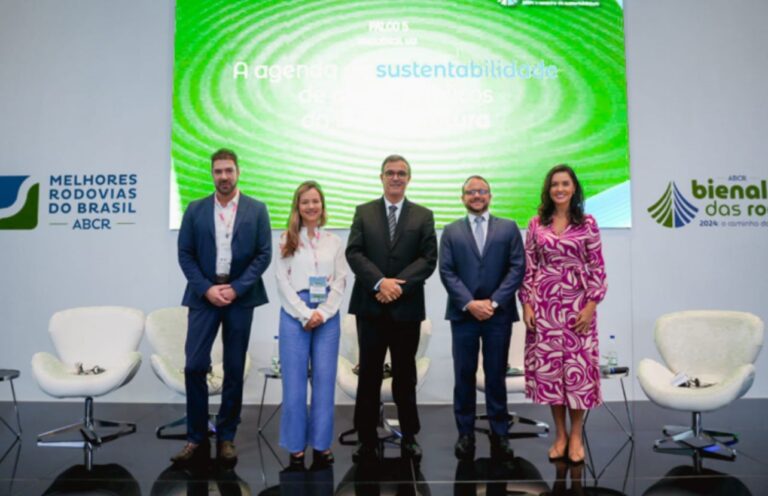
[[519, 164, 607, 464]]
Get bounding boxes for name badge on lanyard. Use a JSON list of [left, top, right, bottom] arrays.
[[309, 276, 327, 303]]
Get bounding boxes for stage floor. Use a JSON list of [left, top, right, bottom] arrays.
[[0, 399, 766, 495]]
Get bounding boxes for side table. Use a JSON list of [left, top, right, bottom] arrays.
[[256, 367, 281, 433], [0, 369, 22, 438], [583, 366, 634, 487], [585, 366, 634, 439]]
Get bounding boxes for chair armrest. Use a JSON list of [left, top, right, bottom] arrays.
[[415, 357, 431, 392], [150, 354, 186, 395], [31, 351, 142, 398], [336, 356, 357, 399], [716, 363, 756, 403]]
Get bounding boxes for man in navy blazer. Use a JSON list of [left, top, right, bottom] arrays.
[[175, 148, 272, 464], [439, 175, 525, 461]]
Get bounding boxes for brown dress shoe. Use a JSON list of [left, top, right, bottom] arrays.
[[217, 440, 238, 461], [171, 442, 209, 463]]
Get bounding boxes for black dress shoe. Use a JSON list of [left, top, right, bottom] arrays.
[[489, 434, 515, 461], [454, 434, 476, 460], [352, 443, 380, 463], [401, 436, 422, 461]]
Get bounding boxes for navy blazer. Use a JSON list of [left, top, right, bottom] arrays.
[[346, 197, 437, 321], [178, 193, 272, 308], [439, 214, 525, 323]]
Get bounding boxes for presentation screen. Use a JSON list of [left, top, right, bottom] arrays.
[[171, 0, 630, 229]]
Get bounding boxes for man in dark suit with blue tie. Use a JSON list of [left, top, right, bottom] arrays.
[[439, 175, 525, 461], [174, 148, 272, 464], [346, 154, 437, 463]]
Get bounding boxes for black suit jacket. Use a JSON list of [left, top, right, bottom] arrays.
[[346, 197, 437, 321]]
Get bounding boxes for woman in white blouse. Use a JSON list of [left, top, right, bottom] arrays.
[[276, 180, 347, 469]]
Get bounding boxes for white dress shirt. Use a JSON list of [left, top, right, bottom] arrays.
[[276, 227, 348, 324], [384, 197, 405, 224], [214, 191, 240, 276]]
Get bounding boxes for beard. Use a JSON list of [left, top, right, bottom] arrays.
[[216, 180, 236, 196], [466, 201, 488, 214]]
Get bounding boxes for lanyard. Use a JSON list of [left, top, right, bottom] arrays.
[[305, 228, 321, 274], [218, 201, 238, 239]]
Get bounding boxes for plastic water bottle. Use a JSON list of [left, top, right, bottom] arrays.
[[271, 335, 280, 374], [605, 334, 619, 367]]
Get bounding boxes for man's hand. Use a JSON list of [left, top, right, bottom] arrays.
[[377, 278, 406, 304], [574, 301, 596, 334], [304, 311, 324, 331], [220, 285, 237, 303], [467, 299, 494, 321], [523, 303, 536, 330], [205, 285, 233, 307]]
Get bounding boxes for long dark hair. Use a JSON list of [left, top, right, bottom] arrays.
[[538, 164, 585, 226], [281, 181, 327, 258]]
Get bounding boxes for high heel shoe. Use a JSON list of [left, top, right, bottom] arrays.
[[288, 452, 305, 470], [567, 446, 585, 465], [548, 441, 568, 461], [312, 449, 335, 468]]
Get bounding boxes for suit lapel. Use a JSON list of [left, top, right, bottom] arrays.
[[232, 195, 248, 242], [482, 215, 496, 258], [462, 216, 482, 259], [204, 194, 216, 241], [376, 198, 392, 249]]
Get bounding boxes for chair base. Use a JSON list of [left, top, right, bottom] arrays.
[[653, 412, 738, 460], [37, 397, 136, 448], [474, 411, 550, 439], [156, 414, 218, 440]]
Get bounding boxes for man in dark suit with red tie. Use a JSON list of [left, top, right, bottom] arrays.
[[346, 154, 437, 462], [174, 148, 272, 464], [439, 175, 525, 461]]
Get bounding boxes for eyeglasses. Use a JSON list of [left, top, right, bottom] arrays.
[[464, 189, 490, 196], [383, 170, 408, 178]]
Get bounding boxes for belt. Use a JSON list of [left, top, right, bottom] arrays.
[[215, 274, 230, 284]]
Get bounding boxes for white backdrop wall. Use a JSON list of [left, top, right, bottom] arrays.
[[0, 0, 765, 405]]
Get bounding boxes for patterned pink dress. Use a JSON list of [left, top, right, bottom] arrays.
[[519, 214, 607, 410]]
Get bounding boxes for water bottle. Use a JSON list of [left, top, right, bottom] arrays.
[[271, 335, 280, 374], [605, 334, 619, 367]]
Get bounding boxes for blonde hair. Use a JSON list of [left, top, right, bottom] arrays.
[[281, 181, 327, 258]]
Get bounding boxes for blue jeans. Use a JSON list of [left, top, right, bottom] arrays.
[[279, 291, 340, 453]]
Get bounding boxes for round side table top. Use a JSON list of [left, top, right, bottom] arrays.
[[599, 366, 629, 379], [258, 367, 281, 379], [0, 369, 20, 381]]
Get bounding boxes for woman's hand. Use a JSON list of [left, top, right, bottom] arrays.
[[574, 301, 596, 334], [303, 311, 324, 331], [523, 303, 536, 330]]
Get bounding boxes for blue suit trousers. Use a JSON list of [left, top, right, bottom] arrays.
[[185, 303, 253, 444], [451, 318, 512, 436]]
